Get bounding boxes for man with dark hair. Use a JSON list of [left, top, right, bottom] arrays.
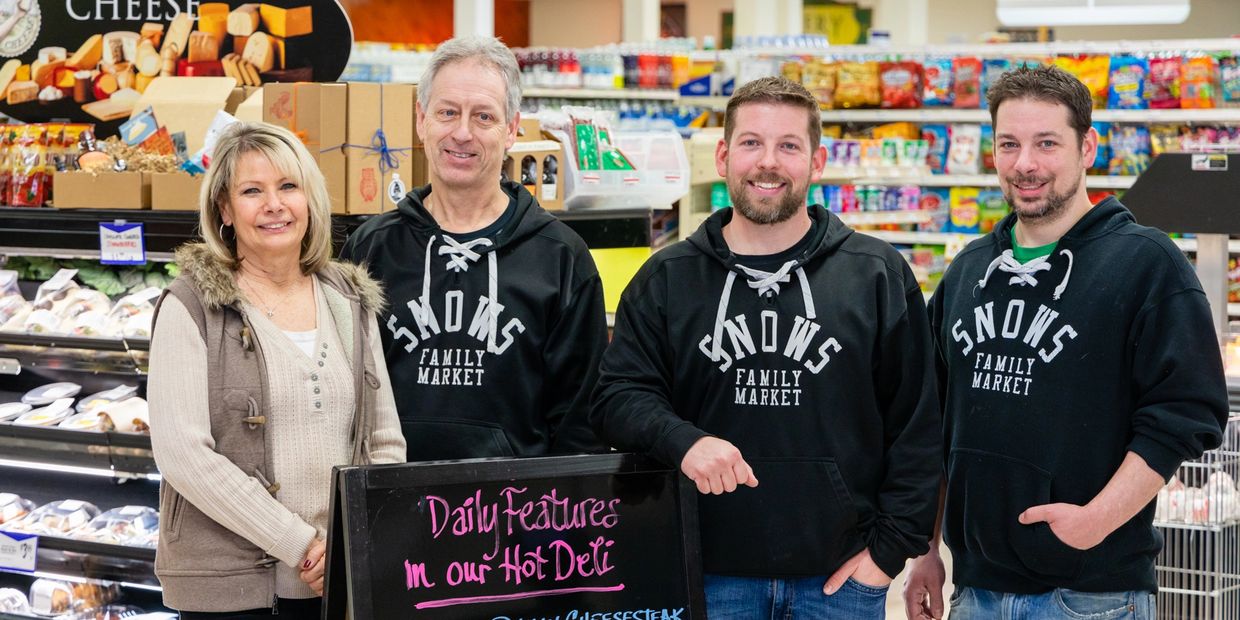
[[903, 64, 1228, 620], [592, 75, 941, 619], [340, 36, 607, 461]]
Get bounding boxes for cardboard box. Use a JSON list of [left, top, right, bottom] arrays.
[[507, 138, 565, 211], [133, 76, 239, 155], [345, 82, 416, 214], [52, 171, 150, 209], [263, 82, 347, 213], [150, 172, 203, 211]]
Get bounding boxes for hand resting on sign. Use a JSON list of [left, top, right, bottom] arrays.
[[680, 437, 759, 495]]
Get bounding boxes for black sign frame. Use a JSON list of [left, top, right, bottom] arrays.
[[323, 454, 705, 620]]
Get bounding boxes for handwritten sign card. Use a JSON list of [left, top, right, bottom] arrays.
[[324, 454, 704, 620]]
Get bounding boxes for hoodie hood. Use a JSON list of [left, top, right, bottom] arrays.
[[396, 180, 557, 250], [393, 180, 559, 355], [975, 197, 1132, 301], [686, 205, 854, 370]]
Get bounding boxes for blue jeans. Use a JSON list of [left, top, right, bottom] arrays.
[[949, 586, 1155, 619], [704, 574, 888, 619]]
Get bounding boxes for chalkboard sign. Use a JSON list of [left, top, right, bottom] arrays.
[[324, 454, 705, 620]]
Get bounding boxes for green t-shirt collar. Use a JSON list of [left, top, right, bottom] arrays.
[[1010, 226, 1057, 264]]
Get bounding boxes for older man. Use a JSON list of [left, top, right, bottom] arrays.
[[341, 36, 607, 461]]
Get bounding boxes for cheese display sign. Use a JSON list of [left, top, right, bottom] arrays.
[[0, 1, 352, 127], [324, 454, 707, 620]]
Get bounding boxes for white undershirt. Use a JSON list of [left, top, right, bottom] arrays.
[[282, 329, 317, 358]]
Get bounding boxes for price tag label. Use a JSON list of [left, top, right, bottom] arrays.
[[0, 530, 37, 572], [99, 222, 146, 265]]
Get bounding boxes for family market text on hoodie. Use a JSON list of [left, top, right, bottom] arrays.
[[340, 181, 608, 461], [592, 205, 942, 578]]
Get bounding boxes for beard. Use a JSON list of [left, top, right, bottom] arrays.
[[728, 172, 805, 225], [1003, 169, 1083, 223]]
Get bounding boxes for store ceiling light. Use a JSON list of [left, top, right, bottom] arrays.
[[996, 0, 1191, 26]]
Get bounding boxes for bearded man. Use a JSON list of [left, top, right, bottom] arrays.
[[591, 75, 941, 620]]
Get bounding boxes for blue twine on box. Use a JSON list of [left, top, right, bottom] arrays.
[[338, 83, 411, 174]]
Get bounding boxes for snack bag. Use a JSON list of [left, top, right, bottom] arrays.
[[980, 59, 1012, 109], [952, 57, 982, 108], [835, 61, 881, 108], [922, 57, 954, 107], [9, 125, 48, 207], [802, 59, 838, 109], [1091, 122, 1112, 172], [872, 122, 919, 141], [978, 189, 1009, 233], [1055, 55, 1110, 108], [948, 187, 980, 234], [1108, 125, 1152, 176], [1220, 55, 1240, 108], [980, 125, 995, 173], [921, 124, 950, 174], [918, 187, 950, 233], [1149, 123, 1183, 156], [1146, 56, 1182, 109], [946, 124, 981, 175], [1180, 56, 1217, 109], [1108, 56, 1148, 110], [879, 61, 922, 109]]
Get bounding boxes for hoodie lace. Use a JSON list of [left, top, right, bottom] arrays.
[[977, 248, 1075, 300], [419, 235, 501, 353], [710, 260, 817, 363]]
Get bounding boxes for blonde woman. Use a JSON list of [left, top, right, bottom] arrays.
[[148, 121, 405, 618]]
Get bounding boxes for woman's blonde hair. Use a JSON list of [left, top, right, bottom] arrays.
[[199, 121, 333, 274]]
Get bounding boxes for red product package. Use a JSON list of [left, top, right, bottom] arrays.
[[879, 61, 923, 109], [1146, 56, 1182, 109], [9, 124, 48, 207], [952, 57, 982, 109]]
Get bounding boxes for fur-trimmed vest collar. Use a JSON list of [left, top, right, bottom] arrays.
[[174, 242, 384, 313]]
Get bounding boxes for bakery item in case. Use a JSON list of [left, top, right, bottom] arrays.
[[13, 397, 75, 427], [73, 505, 158, 545], [28, 579, 73, 616], [0, 588, 29, 613], [0, 401, 32, 422], [13, 499, 100, 535], [95, 397, 149, 434], [77, 385, 139, 413], [0, 492, 35, 524], [23, 382, 82, 405]]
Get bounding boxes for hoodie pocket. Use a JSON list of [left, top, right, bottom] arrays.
[[158, 484, 185, 543], [946, 448, 1085, 582], [403, 417, 516, 460], [699, 457, 861, 576]]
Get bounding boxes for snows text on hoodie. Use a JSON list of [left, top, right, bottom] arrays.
[[340, 181, 608, 460], [929, 196, 1228, 594], [592, 205, 942, 578]]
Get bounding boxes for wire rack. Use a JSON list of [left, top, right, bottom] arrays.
[[1155, 412, 1240, 619]]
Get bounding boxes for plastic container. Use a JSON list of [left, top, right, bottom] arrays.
[[12, 398, 75, 426], [0, 493, 35, 525], [0, 401, 31, 422], [546, 127, 689, 210], [12, 499, 100, 535], [73, 505, 159, 546], [22, 382, 82, 405]]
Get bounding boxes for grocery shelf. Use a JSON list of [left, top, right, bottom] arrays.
[[0, 333, 149, 353], [524, 87, 680, 101], [836, 211, 931, 226], [823, 172, 1136, 189], [688, 38, 1240, 61], [0, 424, 156, 477], [865, 230, 980, 246], [813, 108, 1240, 124]]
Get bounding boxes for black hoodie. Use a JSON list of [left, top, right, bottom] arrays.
[[339, 181, 608, 460], [929, 197, 1227, 594], [592, 205, 941, 578]]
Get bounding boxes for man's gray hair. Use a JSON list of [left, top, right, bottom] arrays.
[[418, 36, 522, 122]]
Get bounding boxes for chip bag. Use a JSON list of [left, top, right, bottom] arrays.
[[923, 57, 954, 107], [1108, 56, 1148, 110], [880, 61, 923, 109], [952, 57, 982, 108], [835, 61, 881, 109]]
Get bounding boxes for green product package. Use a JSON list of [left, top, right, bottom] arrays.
[[574, 123, 602, 171]]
